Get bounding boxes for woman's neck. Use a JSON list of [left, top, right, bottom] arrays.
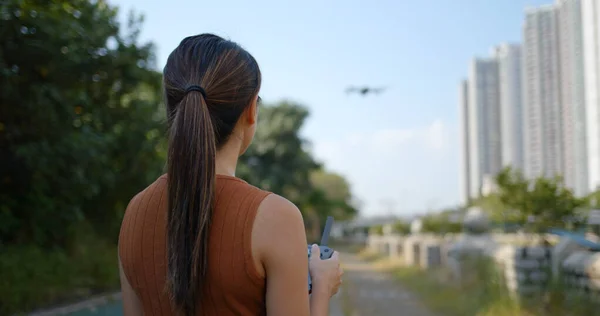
[[215, 139, 242, 177]]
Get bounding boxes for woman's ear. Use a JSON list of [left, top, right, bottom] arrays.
[[246, 96, 258, 125]]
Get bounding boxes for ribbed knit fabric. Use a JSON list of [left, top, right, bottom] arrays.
[[118, 174, 271, 315]]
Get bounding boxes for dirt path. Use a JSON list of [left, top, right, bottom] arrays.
[[329, 290, 345, 316], [336, 252, 436, 316]]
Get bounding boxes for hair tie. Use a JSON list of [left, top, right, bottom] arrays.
[[184, 85, 207, 99]]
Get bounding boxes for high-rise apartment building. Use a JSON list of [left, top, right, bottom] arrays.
[[467, 58, 502, 198], [459, 80, 471, 204], [522, 5, 563, 179], [583, 0, 600, 192], [495, 44, 525, 172], [557, 0, 588, 196], [458, 1, 600, 204]]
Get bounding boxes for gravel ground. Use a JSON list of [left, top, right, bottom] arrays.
[[337, 252, 436, 316]]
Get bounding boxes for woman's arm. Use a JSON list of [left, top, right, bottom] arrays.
[[253, 194, 329, 316], [119, 257, 143, 316]]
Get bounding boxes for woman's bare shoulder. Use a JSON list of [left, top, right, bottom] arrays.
[[252, 194, 306, 263], [255, 194, 304, 231]]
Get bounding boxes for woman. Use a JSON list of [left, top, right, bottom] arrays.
[[118, 34, 343, 316]]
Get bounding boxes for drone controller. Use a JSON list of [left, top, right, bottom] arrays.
[[307, 216, 335, 294]]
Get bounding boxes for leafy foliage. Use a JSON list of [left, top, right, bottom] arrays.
[[369, 224, 383, 235], [420, 212, 462, 234], [472, 167, 586, 232], [309, 169, 358, 221], [237, 101, 318, 201], [393, 220, 411, 235], [0, 232, 118, 315], [0, 0, 165, 247]]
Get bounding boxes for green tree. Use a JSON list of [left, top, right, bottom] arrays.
[[472, 193, 519, 227], [475, 166, 585, 232], [369, 224, 383, 235], [495, 167, 529, 217], [420, 212, 462, 234], [237, 101, 319, 201], [0, 0, 164, 247], [393, 220, 411, 235], [470, 167, 529, 227], [309, 169, 358, 221], [585, 190, 600, 208], [526, 176, 584, 232], [306, 170, 358, 240]]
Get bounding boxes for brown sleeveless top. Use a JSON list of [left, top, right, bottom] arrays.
[[118, 174, 271, 315]]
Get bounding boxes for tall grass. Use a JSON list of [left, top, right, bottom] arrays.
[[0, 229, 119, 315]]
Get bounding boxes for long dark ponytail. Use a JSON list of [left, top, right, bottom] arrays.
[[163, 34, 261, 315]]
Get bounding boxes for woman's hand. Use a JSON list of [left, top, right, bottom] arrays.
[[308, 244, 344, 297]]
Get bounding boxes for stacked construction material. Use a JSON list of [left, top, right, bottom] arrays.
[[561, 251, 600, 300], [491, 245, 552, 297]]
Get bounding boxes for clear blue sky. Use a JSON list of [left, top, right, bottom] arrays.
[[109, 0, 551, 217]]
